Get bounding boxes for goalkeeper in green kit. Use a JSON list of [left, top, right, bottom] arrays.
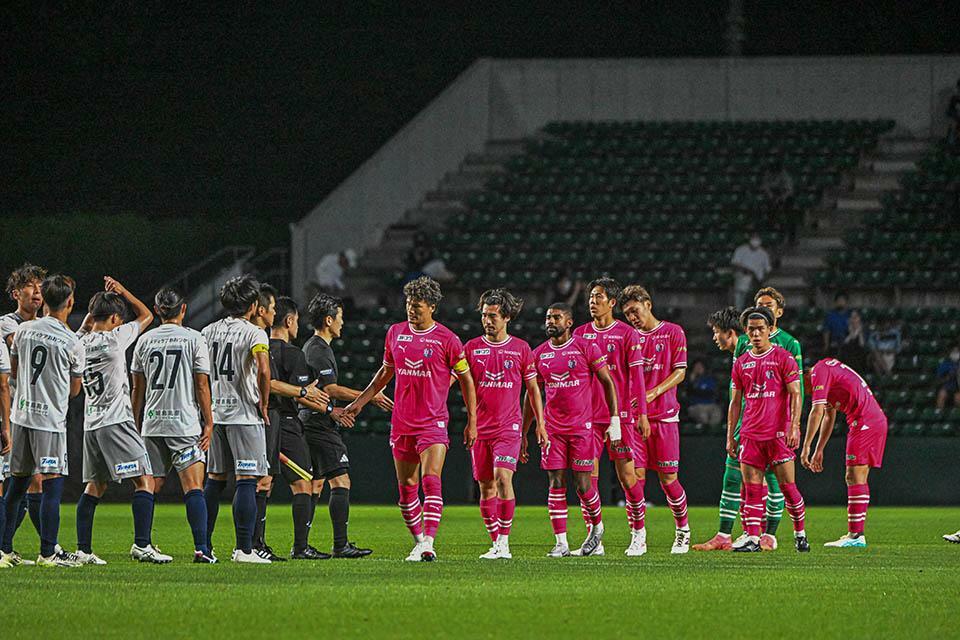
[[693, 287, 803, 551]]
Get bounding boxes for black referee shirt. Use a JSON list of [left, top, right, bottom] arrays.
[[301, 335, 338, 433], [268, 338, 312, 417]]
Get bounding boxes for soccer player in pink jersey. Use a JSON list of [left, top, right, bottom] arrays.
[[621, 285, 693, 554], [572, 278, 651, 557], [343, 277, 477, 562], [524, 302, 620, 558], [465, 288, 546, 560], [727, 306, 809, 553], [800, 358, 888, 548]]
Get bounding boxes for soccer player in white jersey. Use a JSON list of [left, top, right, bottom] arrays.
[[201, 275, 273, 564], [0, 335, 10, 568], [1, 275, 84, 567], [131, 288, 217, 563], [2, 263, 48, 551], [73, 277, 168, 565]]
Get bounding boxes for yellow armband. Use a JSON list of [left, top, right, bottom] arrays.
[[251, 344, 269, 355], [452, 359, 470, 375]]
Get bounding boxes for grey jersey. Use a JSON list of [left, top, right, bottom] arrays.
[[0, 339, 10, 374], [80, 321, 141, 431], [132, 323, 211, 437], [10, 316, 85, 432], [201, 317, 269, 425], [1, 312, 26, 390]]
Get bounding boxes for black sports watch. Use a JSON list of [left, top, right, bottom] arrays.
[[299, 386, 308, 398]]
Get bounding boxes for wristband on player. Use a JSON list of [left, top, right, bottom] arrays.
[[299, 386, 308, 398], [606, 415, 622, 441], [325, 403, 334, 415]]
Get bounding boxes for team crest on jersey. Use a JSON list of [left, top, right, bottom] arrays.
[[655, 343, 664, 352], [397, 335, 412, 342], [504, 359, 513, 369], [567, 358, 576, 369], [639, 336, 646, 344], [765, 370, 774, 379], [606, 343, 615, 352], [423, 348, 434, 359]]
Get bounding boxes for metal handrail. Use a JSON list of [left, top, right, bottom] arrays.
[[160, 245, 255, 294]]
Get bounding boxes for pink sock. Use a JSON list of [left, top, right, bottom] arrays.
[[660, 479, 689, 529], [397, 483, 423, 538], [760, 483, 769, 533], [548, 488, 568, 535], [577, 487, 602, 527], [498, 498, 516, 537], [421, 474, 443, 538], [579, 475, 599, 531], [479, 496, 499, 541], [742, 482, 764, 537], [847, 483, 869, 535], [780, 482, 806, 533], [624, 480, 646, 530]]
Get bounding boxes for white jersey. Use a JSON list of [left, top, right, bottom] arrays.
[[0, 339, 10, 374], [10, 316, 85, 432], [79, 321, 141, 431], [201, 317, 269, 425], [132, 323, 211, 437], [1, 312, 27, 390]]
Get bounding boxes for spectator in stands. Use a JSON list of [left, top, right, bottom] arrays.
[[838, 309, 869, 373], [730, 233, 771, 309], [548, 271, 585, 309], [946, 78, 960, 149], [404, 232, 455, 285], [867, 318, 903, 376], [935, 345, 960, 409], [314, 249, 356, 292], [761, 160, 798, 243], [821, 292, 851, 355], [686, 360, 722, 426]]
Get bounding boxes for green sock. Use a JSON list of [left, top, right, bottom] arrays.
[[764, 471, 784, 536], [718, 458, 742, 535]]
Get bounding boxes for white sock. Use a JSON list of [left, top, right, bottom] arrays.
[[717, 532, 731, 540], [556, 532, 568, 545], [424, 535, 435, 546], [679, 526, 690, 532], [594, 522, 604, 535], [414, 534, 425, 543], [497, 534, 509, 546], [795, 530, 806, 538]]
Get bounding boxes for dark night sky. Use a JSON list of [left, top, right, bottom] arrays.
[[4, 2, 959, 223]]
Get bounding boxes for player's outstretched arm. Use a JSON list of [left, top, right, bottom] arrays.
[[0, 372, 10, 455], [195, 372, 214, 451], [726, 388, 743, 458], [270, 379, 330, 407], [344, 365, 395, 418], [786, 380, 802, 448], [104, 276, 153, 333], [595, 366, 621, 445], [131, 372, 147, 432], [455, 367, 478, 448], [323, 382, 393, 411]]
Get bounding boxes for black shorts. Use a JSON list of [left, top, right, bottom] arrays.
[[266, 409, 282, 476], [307, 428, 349, 480], [278, 415, 313, 485]]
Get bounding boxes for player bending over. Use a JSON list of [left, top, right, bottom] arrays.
[[727, 306, 809, 553]]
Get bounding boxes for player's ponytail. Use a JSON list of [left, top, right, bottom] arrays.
[[155, 287, 186, 321]]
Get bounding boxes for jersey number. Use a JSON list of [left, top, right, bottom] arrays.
[[83, 357, 105, 399], [29, 345, 47, 385], [148, 349, 184, 390], [210, 342, 235, 381]]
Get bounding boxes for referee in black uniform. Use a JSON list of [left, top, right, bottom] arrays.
[[301, 294, 387, 557]]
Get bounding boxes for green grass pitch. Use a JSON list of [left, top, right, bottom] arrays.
[[4, 503, 959, 639]]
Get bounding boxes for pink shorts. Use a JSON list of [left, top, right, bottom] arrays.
[[471, 433, 522, 481], [541, 431, 595, 472], [390, 431, 449, 464], [634, 420, 681, 472], [846, 414, 888, 468], [591, 421, 635, 461], [738, 436, 795, 470]]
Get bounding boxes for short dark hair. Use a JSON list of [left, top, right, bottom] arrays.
[[40, 275, 75, 312], [587, 276, 622, 304], [621, 284, 652, 306], [740, 305, 775, 329], [707, 306, 741, 333], [89, 291, 127, 322], [754, 286, 785, 310], [307, 293, 342, 328], [154, 287, 185, 321], [220, 275, 261, 317], [834, 291, 848, 302], [6, 263, 47, 297], [402, 276, 442, 307], [258, 283, 278, 309], [477, 288, 524, 320], [546, 301, 573, 318], [273, 296, 299, 329]]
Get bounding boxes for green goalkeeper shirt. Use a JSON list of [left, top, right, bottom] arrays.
[[730, 327, 804, 438]]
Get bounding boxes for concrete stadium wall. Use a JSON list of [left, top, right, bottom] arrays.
[[292, 56, 960, 297]]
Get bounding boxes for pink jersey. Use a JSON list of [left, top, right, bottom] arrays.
[[636, 320, 687, 421], [731, 345, 800, 440], [532, 336, 607, 435], [464, 335, 536, 439], [810, 358, 886, 427], [573, 320, 646, 425], [382, 321, 466, 436]]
